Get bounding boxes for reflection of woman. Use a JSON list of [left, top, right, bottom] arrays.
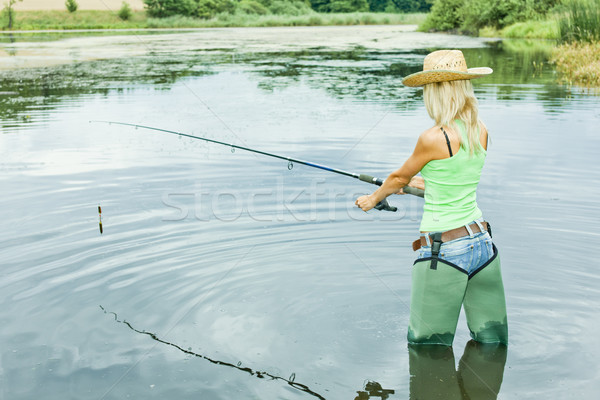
[[409, 341, 507, 399], [355, 50, 508, 346]]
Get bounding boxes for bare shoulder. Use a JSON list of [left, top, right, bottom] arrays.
[[417, 125, 443, 148]]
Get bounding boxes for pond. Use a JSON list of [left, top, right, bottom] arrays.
[[1, 26, 599, 400]]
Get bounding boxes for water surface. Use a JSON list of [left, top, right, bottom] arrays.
[[1, 27, 599, 400]]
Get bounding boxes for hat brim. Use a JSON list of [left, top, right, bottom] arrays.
[[402, 67, 493, 87]]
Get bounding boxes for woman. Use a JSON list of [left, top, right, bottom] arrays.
[[355, 50, 508, 346]]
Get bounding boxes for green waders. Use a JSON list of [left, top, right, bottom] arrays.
[[408, 237, 508, 346]]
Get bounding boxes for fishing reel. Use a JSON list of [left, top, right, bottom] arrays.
[[374, 199, 397, 212]]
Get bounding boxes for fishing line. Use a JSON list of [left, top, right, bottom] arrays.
[[100, 306, 327, 400], [91, 120, 424, 212]]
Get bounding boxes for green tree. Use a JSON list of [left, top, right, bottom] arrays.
[[310, 0, 371, 12], [463, 0, 561, 30], [269, 0, 312, 15], [145, 0, 238, 18], [3, 0, 22, 29], [329, 0, 369, 12], [420, 0, 463, 31], [237, 0, 269, 14], [367, 0, 388, 11], [462, 0, 529, 29], [422, 0, 561, 32], [66, 0, 79, 13], [310, 0, 331, 12], [118, 2, 133, 20], [387, 0, 432, 12], [143, 0, 197, 17], [196, 0, 235, 18]]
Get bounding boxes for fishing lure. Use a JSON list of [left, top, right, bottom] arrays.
[[98, 205, 103, 234]]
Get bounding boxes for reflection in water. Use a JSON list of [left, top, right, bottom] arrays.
[[409, 342, 507, 400], [99, 306, 327, 400], [103, 302, 506, 400], [354, 381, 395, 399], [0, 37, 562, 127]]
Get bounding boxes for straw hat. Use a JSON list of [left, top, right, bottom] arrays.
[[402, 50, 492, 87]]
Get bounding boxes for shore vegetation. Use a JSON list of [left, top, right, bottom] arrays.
[[5, 9, 426, 30], [479, 20, 560, 40], [419, 0, 561, 35], [421, 0, 600, 88], [551, 0, 600, 88], [551, 41, 600, 87], [2, 0, 429, 30], [558, 0, 600, 42]]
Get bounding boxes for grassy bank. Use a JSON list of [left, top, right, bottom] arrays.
[[6, 10, 426, 30], [12, 10, 148, 30]]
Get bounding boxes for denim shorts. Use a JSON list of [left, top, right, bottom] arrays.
[[417, 221, 494, 274]]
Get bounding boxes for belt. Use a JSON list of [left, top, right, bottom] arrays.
[[412, 221, 490, 252]]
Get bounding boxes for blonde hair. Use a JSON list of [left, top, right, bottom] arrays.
[[423, 80, 484, 155]]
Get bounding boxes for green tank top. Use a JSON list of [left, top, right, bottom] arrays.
[[419, 120, 486, 232]]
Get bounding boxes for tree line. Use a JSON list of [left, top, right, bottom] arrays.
[[143, 0, 433, 18], [420, 0, 562, 32]]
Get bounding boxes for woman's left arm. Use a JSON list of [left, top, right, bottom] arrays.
[[355, 131, 436, 211]]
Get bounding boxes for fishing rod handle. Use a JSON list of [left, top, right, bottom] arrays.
[[358, 174, 425, 198], [402, 186, 425, 198], [359, 174, 383, 186]]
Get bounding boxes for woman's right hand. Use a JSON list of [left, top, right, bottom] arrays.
[[355, 194, 378, 212]]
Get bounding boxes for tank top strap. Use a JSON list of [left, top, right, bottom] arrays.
[[440, 126, 453, 157]]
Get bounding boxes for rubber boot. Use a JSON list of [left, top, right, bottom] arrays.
[[463, 245, 508, 344]]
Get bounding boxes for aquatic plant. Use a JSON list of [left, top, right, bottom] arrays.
[[551, 41, 600, 87]]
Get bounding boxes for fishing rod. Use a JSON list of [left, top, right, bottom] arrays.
[[91, 121, 425, 212]]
